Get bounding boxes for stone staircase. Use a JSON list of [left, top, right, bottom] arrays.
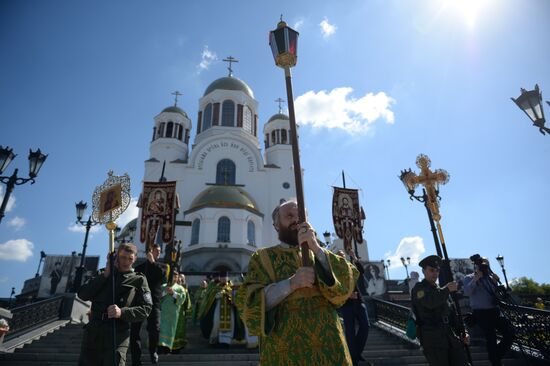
[[0, 321, 528, 365]]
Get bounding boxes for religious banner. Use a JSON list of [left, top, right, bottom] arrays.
[[138, 181, 179, 250], [332, 187, 365, 254]]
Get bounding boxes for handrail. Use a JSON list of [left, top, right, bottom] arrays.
[[6, 296, 64, 339]]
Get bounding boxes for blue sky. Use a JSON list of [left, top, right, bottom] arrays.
[[1, 0, 549, 297]]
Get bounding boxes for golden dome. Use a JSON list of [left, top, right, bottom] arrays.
[[188, 185, 261, 214]]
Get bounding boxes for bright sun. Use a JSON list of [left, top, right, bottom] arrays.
[[442, 0, 493, 30]]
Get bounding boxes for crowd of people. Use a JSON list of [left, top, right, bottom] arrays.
[[74, 200, 531, 366]]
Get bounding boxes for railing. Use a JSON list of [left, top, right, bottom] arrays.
[[369, 296, 550, 361], [5, 296, 64, 339], [499, 300, 550, 360]]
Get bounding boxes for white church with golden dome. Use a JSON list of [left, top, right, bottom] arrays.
[[134, 69, 296, 274]]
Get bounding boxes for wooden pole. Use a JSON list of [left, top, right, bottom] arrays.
[[284, 66, 310, 266]]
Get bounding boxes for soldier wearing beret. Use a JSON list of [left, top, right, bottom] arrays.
[[411, 255, 470, 366], [78, 243, 153, 366]]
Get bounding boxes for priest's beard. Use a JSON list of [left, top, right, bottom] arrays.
[[278, 225, 299, 247]]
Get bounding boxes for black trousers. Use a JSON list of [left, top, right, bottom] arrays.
[[338, 299, 370, 366], [473, 308, 515, 366], [130, 303, 160, 365]]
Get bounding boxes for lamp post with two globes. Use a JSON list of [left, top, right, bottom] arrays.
[[72, 201, 100, 292]]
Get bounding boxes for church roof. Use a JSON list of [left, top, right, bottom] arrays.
[[188, 185, 261, 214], [203, 76, 254, 98], [267, 113, 290, 123], [162, 106, 188, 117], [117, 218, 137, 238]]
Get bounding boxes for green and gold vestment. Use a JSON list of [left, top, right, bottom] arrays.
[[235, 246, 358, 366]]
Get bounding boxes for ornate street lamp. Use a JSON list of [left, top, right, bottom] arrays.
[[323, 231, 331, 247], [0, 147, 47, 224], [270, 18, 310, 265], [496, 254, 510, 289], [35, 250, 47, 277], [511, 84, 550, 135], [72, 201, 100, 292], [401, 256, 411, 279]]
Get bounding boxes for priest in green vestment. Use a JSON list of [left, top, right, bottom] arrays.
[[172, 274, 193, 352], [192, 280, 208, 325], [197, 278, 221, 339], [158, 274, 186, 351], [235, 200, 359, 366]]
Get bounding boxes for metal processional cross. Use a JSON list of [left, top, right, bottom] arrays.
[[223, 56, 239, 77], [172, 91, 182, 106]]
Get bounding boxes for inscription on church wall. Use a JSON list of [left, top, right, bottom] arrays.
[[197, 140, 255, 172]]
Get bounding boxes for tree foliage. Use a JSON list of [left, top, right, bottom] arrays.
[[510, 277, 550, 297]]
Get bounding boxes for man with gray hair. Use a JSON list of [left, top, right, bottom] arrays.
[[236, 200, 359, 365]]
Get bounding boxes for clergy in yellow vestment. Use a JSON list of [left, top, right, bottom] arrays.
[[235, 201, 359, 366]]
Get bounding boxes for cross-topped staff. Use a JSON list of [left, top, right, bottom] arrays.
[[222, 56, 239, 77], [275, 98, 285, 113], [399, 154, 473, 365], [172, 91, 182, 106]]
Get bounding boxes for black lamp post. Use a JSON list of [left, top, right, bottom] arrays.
[[511, 84, 550, 135], [0, 146, 47, 224], [401, 256, 411, 279], [35, 250, 47, 277], [323, 231, 331, 247], [496, 254, 510, 290], [72, 201, 100, 292]]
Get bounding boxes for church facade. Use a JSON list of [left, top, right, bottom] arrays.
[[135, 73, 296, 274]]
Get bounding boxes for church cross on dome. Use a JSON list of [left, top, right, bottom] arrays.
[[223, 56, 239, 77], [171, 91, 182, 106], [275, 98, 286, 113]]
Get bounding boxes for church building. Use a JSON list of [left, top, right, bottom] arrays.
[[134, 68, 296, 274]]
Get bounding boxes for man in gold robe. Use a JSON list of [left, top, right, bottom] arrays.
[[235, 200, 359, 366]]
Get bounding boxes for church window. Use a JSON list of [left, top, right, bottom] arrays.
[[217, 216, 230, 243], [282, 182, 290, 189], [247, 221, 256, 246], [152, 127, 157, 142], [158, 123, 165, 138], [190, 219, 200, 245], [177, 125, 183, 141], [203, 103, 212, 131], [213, 103, 220, 125], [222, 100, 235, 126], [276, 130, 280, 144], [166, 122, 174, 138], [254, 115, 258, 136], [197, 111, 202, 133], [281, 129, 287, 144], [271, 130, 276, 144], [243, 106, 252, 134], [237, 104, 243, 127], [265, 134, 269, 148], [216, 159, 236, 185], [185, 129, 190, 144]]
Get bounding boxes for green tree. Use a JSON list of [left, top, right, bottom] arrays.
[[510, 277, 545, 296]]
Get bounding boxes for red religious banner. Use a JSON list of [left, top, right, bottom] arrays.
[[332, 187, 365, 254], [138, 181, 179, 250]]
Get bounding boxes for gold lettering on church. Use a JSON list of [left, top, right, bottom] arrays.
[[196, 140, 255, 172]]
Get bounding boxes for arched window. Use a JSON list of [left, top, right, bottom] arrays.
[[203, 103, 212, 131], [243, 106, 253, 134], [190, 219, 200, 245], [247, 221, 256, 246], [158, 123, 165, 138], [216, 159, 236, 185], [281, 129, 287, 144], [177, 125, 183, 141], [222, 100, 235, 126], [271, 130, 276, 144], [217, 216, 230, 242], [166, 122, 174, 138]]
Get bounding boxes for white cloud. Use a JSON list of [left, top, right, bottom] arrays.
[[0, 239, 34, 262], [294, 87, 396, 134], [384, 236, 426, 269], [319, 17, 337, 38], [7, 216, 25, 231], [197, 45, 217, 72], [0, 186, 16, 213], [68, 222, 102, 234], [117, 197, 139, 229], [294, 18, 305, 30]]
